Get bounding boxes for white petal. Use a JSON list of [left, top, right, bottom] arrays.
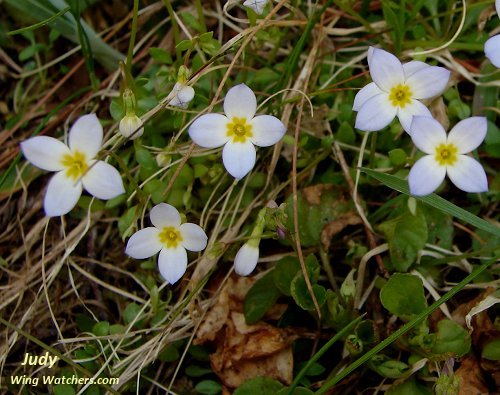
[[179, 223, 207, 252], [496, 0, 500, 17], [250, 115, 286, 147], [125, 227, 162, 259], [243, 0, 267, 14], [223, 84, 257, 119], [448, 117, 487, 154], [44, 171, 82, 216], [188, 113, 230, 148], [408, 155, 446, 196], [352, 82, 383, 111], [68, 114, 103, 159], [447, 155, 488, 193], [20, 136, 70, 171], [397, 100, 432, 135], [405, 66, 450, 100], [402, 61, 431, 78], [158, 246, 187, 284], [354, 93, 397, 131], [82, 161, 125, 200], [150, 203, 181, 228], [409, 116, 447, 154], [367, 46, 375, 63], [368, 47, 404, 92], [485, 35, 500, 68], [234, 243, 259, 276], [222, 140, 256, 179]]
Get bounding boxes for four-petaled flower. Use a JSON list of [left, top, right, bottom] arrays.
[[243, 0, 268, 15], [408, 116, 488, 196], [168, 82, 195, 109], [188, 83, 286, 179], [20, 114, 125, 217], [353, 47, 451, 133], [125, 203, 208, 284], [484, 0, 500, 68]]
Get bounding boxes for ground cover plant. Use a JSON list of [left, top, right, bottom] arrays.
[[0, 0, 499, 394]]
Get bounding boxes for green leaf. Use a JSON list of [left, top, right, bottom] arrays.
[[195, 380, 222, 395], [389, 149, 407, 166], [176, 39, 192, 52], [244, 271, 281, 324], [234, 377, 284, 395], [482, 338, 500, 360], [291, 276, 326, 311], [135, 147, 157, 169], [431, 319, 471, 358], [369, 355, 409, 379], [362, 168, 500, 238], [54, 384, 76, 395], [19, 43, 46, 61], [386, 378, 432, 395], [285, 188, 356, 247], [380, 274, 427, 319], [158, 344, 179, 362], [92, 321, 109, 337], [118, 205, 139, 238], [273, 256, 300, 296], [123, 302, 144, 328], [148, 47, 173, 64], [185, 365, 212, 377], [379, 210, 428, 271]]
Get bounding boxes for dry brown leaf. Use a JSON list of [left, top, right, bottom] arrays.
[[195, 276, 297, 389], [303, 184, 333, 205], [321, 212, 362, 250], [456, 356, 489, 395]]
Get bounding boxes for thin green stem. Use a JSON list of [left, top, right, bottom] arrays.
[[315, 258, 496, 394], [126, 0, 140, 72]]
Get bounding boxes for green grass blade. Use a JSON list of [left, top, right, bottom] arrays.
[[315, 257, 496, 394], [5, 0, 124, 71], [286, 315, 365, 395], [361, 168, 500, 237], [7, 6, 70, 35]]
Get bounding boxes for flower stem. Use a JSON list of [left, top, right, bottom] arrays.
[[126, 0, 139, 72]]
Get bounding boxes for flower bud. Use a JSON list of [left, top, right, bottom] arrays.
[[234, 243, 259, 276], [119, 114, 144, 140], [168, 82, 195, 109]]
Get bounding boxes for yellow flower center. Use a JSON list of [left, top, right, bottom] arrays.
[[60, 151, 88, 180], [226, 117, 253, 143], [158, 226, 183, 249], [388, 84, 412, 108], [435, 143, 458, 166]]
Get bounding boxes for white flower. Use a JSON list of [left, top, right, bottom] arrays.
[[484, 0, 500, 68], [353, 47, 451, 133], [234, 243, 259, 276], [125, 203, 207, 284], [168, 82, 195, 109], [243, 0, 268, 15], [20, 114, 125, 217], [408, 116, 488, 196], [119, 114, 144, 139], [188, 83, 286, 179]]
